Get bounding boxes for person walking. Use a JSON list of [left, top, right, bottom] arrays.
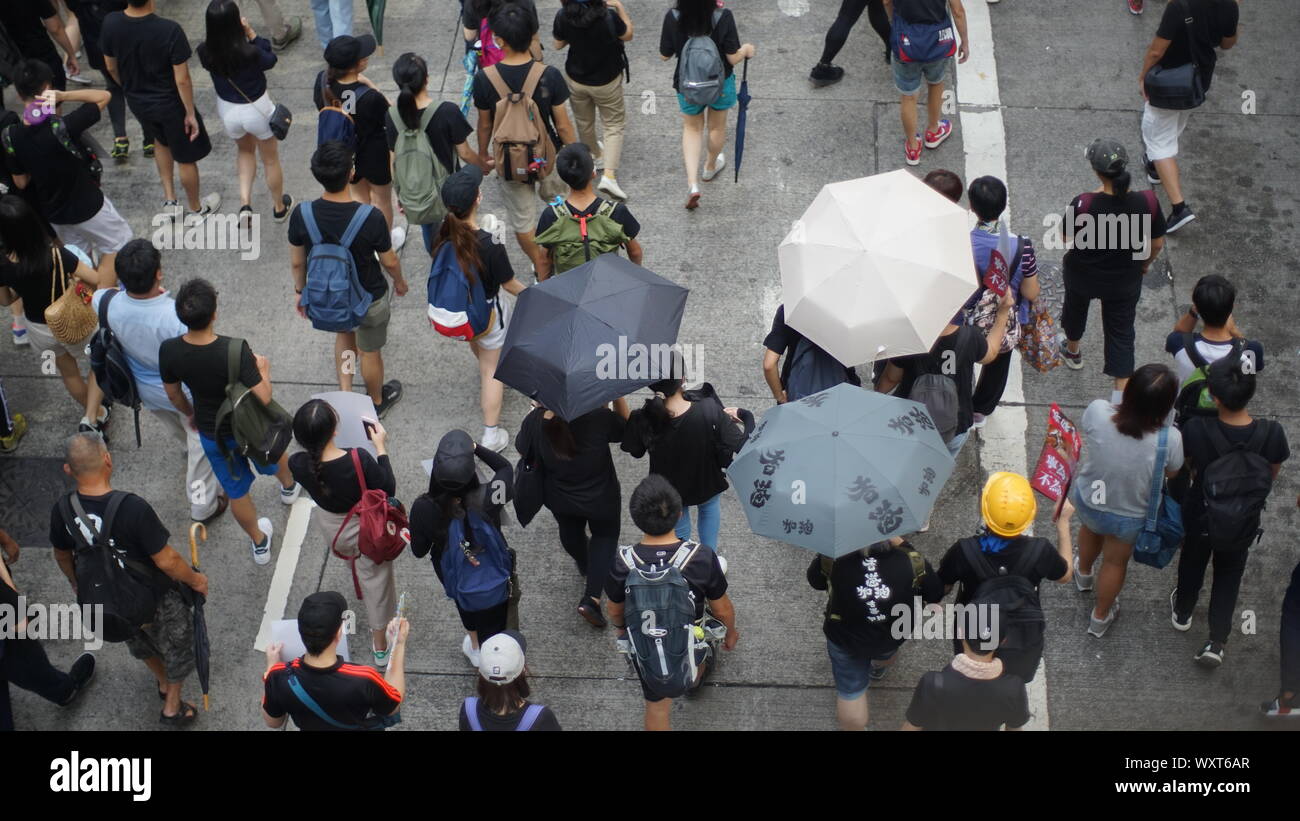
[[289, 399, 400, 668], [0, 0, 79, 92], [533, 142, 643, 279], [883, 0, 967, 166], [0, 377, 29, 453], [1069, 364, 1183, 637], [1059, 137, 1166, 396], [516, 398, 628, 627], [659, 0, 755, 209], [1165, 274, 1262, 385], [552, 0, 632, 201], [249, 0, 302, 51], [1261, 545, 1300, 718], [197, 0, 293, 233], [810, 0, 891, 87], [459, 630, 561, 731], [1139, 0, 1240, 232], [308, 0, 352, 49], [63, 0, 149, 162]]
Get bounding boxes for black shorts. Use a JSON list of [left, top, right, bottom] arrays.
[[351, 136, 392, 186], [133, 107, 213, 164]]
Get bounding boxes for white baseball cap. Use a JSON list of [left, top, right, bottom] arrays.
[[478, 630, 526, 685]]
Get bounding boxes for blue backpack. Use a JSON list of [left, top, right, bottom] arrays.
[[299, 201, 375, 332], [316, 73, 369, 149], [890, 11, 958, 64], [427, 242, 498, 341], [785, 337, 851, 402], [441, 509, 512, 612]]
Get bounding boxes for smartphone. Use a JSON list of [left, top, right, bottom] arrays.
[[362, 420, 378, 440]]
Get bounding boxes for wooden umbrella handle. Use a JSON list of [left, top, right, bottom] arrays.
[[188, 522, 207, 569]]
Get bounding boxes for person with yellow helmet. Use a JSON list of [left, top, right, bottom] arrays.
[[936, 471, 1073, 683]]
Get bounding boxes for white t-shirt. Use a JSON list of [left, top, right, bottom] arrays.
[[1164, 331, 1264, 384]]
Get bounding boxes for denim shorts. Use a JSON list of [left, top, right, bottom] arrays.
[[199, 433, 279, 499], [826, 639, 897, 700], [677, 73, 737, 115], [892, 57, 949, 96], [1070, 483, 1145, 545]]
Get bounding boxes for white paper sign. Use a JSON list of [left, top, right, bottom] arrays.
[[311, 391, 379, 458]]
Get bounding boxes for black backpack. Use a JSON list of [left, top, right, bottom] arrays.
[[88, 289, 142, 446], [58, 491, 158, 643], [1194, 419, 1274, 550], [958, 538, 1047, 652], [785, 337, 850, 402], [683, 382, 744, 470]]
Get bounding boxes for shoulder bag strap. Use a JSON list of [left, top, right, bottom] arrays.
[[286, 669, 360, 730], [516, 703, 544, 731], [465, 697, 483, 731], [1143, 426, 1170, 531]]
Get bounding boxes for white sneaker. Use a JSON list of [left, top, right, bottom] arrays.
[[717, 555, 728, 575], [597, 175, 628, 200], [1073, 556, 1095, 592], [372, 643, 390, 669], [702, 154, 726, 182], [251, 518, 274, 566], [66, 70, 92, 86], [461, 634, 481, 668], [481, 426, 509, 452], [194, 192, 221, 217], [280, 481, 302, 505], [391, 225, 407, 251], [1087, 600, 1118, 638]]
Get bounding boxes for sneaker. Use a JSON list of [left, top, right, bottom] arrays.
[[923, 119, 953, 149], [280, 481, 302, 505], [162, 199, 181, 221], [904, 135, 922, 166], [1087, 600, 1118, 637], [717, 555, 729, 576], [1194, 640, 1224, 668], [1073, 556, 1095, 592], [597, 175, 627, 200], [1170, 588, 1192, 631], [481, 425, 509, 452], [251, 518, 274, 566], [372, 643, 390, 669], [1061, 345, 1083, 370], [702, 154, 726, 182], [111, 137, 129, 163], [1260, 696, 1299, 718], [391, 225, 407, 251], [809, 62, 845, 88], [1128, 0, 1144, 13], [143, 141, 155, 158], [1165, 203, 1196, 233], [191, 192, 222, 219], [273, 193, 295, 223], [461, 634, 481, 668], [59, 652, 96, 705], [685, 185, 701, 210], [0, 413, 29, 453], [970, 412, 988, 430], [1143, 153, 1161, 185], [11, 321, 28, 347], [271, 16, 303, 51], [374, 380, 403, 419], [868, 663, 889, 682], [238, 205, 254, 238]]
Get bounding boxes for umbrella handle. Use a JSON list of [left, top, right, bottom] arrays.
[[742, 57, 748, 82], [188, 522, 206, 570]]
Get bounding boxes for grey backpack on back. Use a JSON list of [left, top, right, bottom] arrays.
[[619, 542, 702, 700], [672, 10, 725, 108], [908, 373, 959, 443]]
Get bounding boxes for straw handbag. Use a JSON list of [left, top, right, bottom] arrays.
[[43, 247, 96, 345]]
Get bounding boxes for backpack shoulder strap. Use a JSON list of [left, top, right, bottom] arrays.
[[618, 544, 640, 572], [349, 448, 368, 495], [300, 200, 322, 246], [960, 537, 999, 582], [1010, 537, 1048, 579], [418, 103, 438, 131], [670, 540, 702, 570], [595, 198, 617, 218], [484, 64, 510, 99], [521, 61, 546, 98], [97, 287, 118, 330], [464, 696, 483, 731], [516, 703, 544, 731], [711, 9, 723, 29], [1181, 332, 1208, 370], [1244, 421, 1272, 456], [1203, 420, 1236, 460], [904, 545, 926, 592], [227, 337, 245, 387], [60, 492, 96, 551], [1, 124, 15, 156], [340, 204, 374, 249]]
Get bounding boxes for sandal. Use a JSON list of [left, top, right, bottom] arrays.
[[159, 701, 198, 726]]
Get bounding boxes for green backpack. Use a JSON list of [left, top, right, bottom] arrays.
[[534, 199, 629, 274], [390, 104, 449, 226], [212, 338, 293, 469]]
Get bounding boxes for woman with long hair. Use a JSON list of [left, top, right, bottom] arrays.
[[552, 0, 633, 200], [516, 397, 629, 627], [658, 0, 756, 209], [1070, 363, 1183, 637], [409, 429, 516, 667], [459, 630, 560, 731], [197, 0, 293, 233], [288, 399, 400, 666], [432, 166, 526, 452], [0, 195, 105, 435], [384, 52, 480, 256]]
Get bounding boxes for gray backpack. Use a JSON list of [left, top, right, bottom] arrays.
[[390, 104, 450, 226], [672, 9, 725, 108], [908, 373, 959, 443], [619, 542, 702, 700]]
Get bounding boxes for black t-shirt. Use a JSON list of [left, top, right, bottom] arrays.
[[462, 0, 540, 33], [48, 490, 173, 595], [606, 540, 728, 621], [288, 449, 396, 515], [1156, 0, 1239, 93], [157, 336, 260, 439], [263, 657, 402, 731], [938, 536, 1068, 606], [889, 326, 988, 435], [621, 397, 752, 507], [312, 73, 389, 154], [0, 0, 60, 64], [4, 104, 105, 224], [810, 546, 944, 658], [287, 199, 393, 301], [763, 304, 860, 391], [893, 0, 951, 25], [659, 8, 740, 92], [905, 663, 1030, 730], [66, 1, 127, 67], [472, 60, 570, 150], [535, 197, 641, 241], [0, 247, 84, 323], [196, 36, 277, 103], [458, 699, 561, 731], [1062, 191, 1167, 284], [515, 406, 625, 519], [383, 101, 473, 170], [100, 12, 191, 117], [408, 447, 514, 574], [553, 7, 627, 87], [1181, 417, 1290, 515]]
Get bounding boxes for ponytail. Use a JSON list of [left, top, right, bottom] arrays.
[[640, 376, 684, 440], [433, 209, 483, 287], [543, 413, 578, 460], [392, 52, 428, 130], [1110, 168, 1131, 200], [322, 65, 349, 108], [292, 399, 339, 504]]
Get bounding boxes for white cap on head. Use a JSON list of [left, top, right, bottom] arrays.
[[478, 631, 526, 685]]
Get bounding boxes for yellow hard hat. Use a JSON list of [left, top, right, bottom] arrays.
[[980, 472, 1036, 537]]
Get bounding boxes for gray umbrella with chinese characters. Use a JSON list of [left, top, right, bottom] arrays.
[[726, 383, 955, 558]]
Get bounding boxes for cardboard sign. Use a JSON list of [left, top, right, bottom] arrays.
[[1030, 403, 1082, 504]]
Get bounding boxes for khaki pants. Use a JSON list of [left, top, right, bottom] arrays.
[[565, 73, 626, 176], [151, 409, 220, 521], [314, 507, 398, 634]]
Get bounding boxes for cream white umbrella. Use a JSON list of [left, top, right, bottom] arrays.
[[778, 169, 979, 366]]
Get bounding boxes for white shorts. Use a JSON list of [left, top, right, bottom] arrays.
[[52, 198, 132, 257], [1141, 103, 1192, 162], [216, 92, 276, 141], [26, 319, 90, 360], [472, 294, 511, 351]]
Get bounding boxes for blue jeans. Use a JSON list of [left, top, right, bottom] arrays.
[[826, 639, 897, 700], [1070, 483, 1145, 544], [422, 222, 437, 256], [675, 493, 722, 551], [311, 0, 354, 48]]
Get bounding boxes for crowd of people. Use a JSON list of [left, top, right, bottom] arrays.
[[1, 0, 1294, 733]]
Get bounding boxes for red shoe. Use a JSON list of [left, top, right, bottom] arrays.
[[904, 135, 922, 166], [1128, 0, 1143, 14], [924, 119, 953, 149]]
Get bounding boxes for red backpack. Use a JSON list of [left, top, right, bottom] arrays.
[[332, 449, 410, 598]]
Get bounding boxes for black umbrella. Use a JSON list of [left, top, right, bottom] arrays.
[[495, 255, 689, 421], [733, 58, 751, 183], [186, 523, 211, 711]]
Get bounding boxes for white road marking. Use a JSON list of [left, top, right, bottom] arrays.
[[253, 498, 316, 652], [957, 0, 1050, 730]]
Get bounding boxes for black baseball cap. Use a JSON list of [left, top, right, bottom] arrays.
[[298, 591, 347, 645], [440, 165, 484, 215], [324, 34, 377, 69], [1086, 137, 1129, 176], [432, 429, 478, 490]]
